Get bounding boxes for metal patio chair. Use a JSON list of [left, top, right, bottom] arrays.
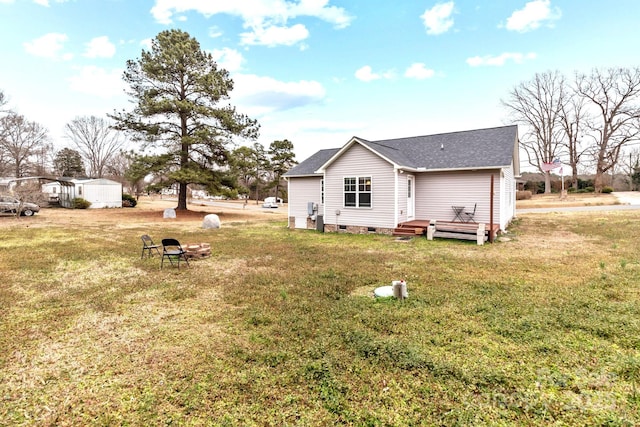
[[463, 203, 477, 223], [141, 234, 161, 258], [161, 238, 190, 269]]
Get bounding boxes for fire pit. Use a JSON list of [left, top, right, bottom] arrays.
[[183, 243, 211, 259]]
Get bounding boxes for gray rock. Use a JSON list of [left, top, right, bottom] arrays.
[[163, 208, 176, 219], [202, 214, 221, 229]]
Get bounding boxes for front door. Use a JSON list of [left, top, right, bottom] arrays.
[[407, 175, 415, 220]]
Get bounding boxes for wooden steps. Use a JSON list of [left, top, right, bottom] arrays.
[[392, 220, 430, 237]]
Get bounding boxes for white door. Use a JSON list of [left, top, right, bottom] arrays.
[[407, 175, 415, 220]]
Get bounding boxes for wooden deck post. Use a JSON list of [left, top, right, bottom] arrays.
[[427, 221, 436, 240], [476, 223, 485, 245]]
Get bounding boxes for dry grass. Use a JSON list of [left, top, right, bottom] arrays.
[[1, 199, 640, 425], [516, 192, 619, 208]]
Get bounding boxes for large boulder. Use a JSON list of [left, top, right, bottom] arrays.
[[202, 214, 221, 229], [163, 208, 176, 219]]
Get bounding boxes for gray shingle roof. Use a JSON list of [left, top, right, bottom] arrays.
[[285, 125, 518, 177], [283, 148, 340, 177]]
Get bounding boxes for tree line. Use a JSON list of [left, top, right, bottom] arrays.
[[502, 67, 640, 193], [0, 29, 297, 209]]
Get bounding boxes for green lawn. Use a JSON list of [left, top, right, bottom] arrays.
[[1, 210, 640, 425]]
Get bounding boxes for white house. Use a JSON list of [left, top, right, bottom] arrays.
[[284, 125, 520, 234], [53, 178, 123, 208]]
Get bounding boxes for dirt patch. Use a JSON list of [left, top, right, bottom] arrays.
[[0, 197, 288, 228]]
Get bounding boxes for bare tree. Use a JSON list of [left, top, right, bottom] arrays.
[[0, 89, 11, 174], [65, 116, 125, 178], [575, 67, 640, 192], [620, 146, 640, 190], [0, 89, 7, 113], [11, 180, 46, 219], [559, 82, 589, 190], [502, 71, 567, 193], [0, 113, 49, 177], [31, 143, 54, 175]]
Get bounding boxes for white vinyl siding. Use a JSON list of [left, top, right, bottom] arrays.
[[415, 169, 508, 229], [70, 179, 122, 208], [501, 164, 515, 227], [324, 144, 396, 228], [288, 176, 323, 229]]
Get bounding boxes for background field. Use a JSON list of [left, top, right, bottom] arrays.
[[1, 198, 639, 425]]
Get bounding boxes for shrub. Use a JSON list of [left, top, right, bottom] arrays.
[[602, 186, 614, 194], [122, 193, 137, 207], [516, 190, 532, 200], [525, 180, 545, 194], [72, 197, 91, 209]]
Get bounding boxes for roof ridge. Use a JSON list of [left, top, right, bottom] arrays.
[[363, 140, 401, 151], [370, 124, 516, 144]]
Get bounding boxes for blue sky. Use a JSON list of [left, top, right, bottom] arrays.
[[1, 0, 639, 164]]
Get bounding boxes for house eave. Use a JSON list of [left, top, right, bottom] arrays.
[[284, 173, 324, 179], [398, 165, 509, 173]]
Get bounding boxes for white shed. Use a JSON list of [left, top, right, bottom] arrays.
[[58, 178, 123, 208], [76, 178, 123, 208]]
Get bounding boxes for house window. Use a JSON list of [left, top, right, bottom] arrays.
[[321, 179, 324, 204], [344, 176, 372, 208]]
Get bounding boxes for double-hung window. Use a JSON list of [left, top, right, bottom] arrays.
[[344, 176, 372, 208]]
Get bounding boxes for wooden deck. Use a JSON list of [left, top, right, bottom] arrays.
[[393, 219, 500, 243]]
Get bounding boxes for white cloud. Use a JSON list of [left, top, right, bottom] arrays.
[[32, 0, 69, 6], [355, 66, 379, 82], [355, 65, 395, 82], [231, 74, 326, 115], [23, 33, 73, 60], [150, 0, 353, 47], [67, 66, 126, 99], [240, 23, 309, 47], [289, 0, 352, 29], [466, 52, 537, 67], [504, 0, 561, 32], [209, 48, 245, 73], [140, 38, 153, 50], [404, 63, 435, 80], [421, 1, 455, 35], [84, 36, 116, 58], [208, 26, 223, 38]]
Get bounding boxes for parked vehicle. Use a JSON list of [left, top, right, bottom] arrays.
[[0, 195, 40, 216], [262, 197, 281, 208]]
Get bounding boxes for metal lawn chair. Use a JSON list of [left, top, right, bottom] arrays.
[[141, 234, 161, 258], [463, 203, 477, 223], [161, 238, 190, 269]]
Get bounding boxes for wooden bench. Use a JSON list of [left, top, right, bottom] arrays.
[[426, 220, 489, 245]]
